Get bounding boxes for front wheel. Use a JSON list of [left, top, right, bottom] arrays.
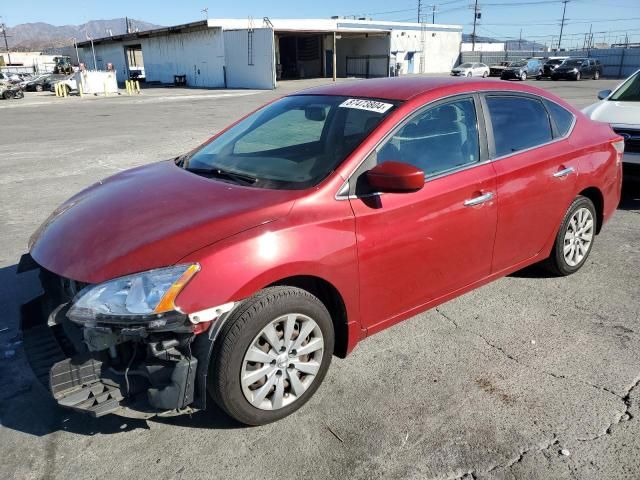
[[466, 72, 472, 77], [35, 84, 43, 92], [2, 91, 14, 100], [520, 72, 527, 81], [482, 71, 488, 78], [594, 70, 600, 80], [209, 286, 334, 425], [544, 196, 596, 276], [575, 72, 581, 81]]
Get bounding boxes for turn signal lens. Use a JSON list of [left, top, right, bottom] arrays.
[[154, 264, 200, 314]]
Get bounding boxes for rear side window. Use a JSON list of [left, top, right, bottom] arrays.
[[486, 96, 553, 157], [544, 100, 575, 137]]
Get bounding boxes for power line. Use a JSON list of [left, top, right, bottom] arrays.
[[557, 0, 569, 49]]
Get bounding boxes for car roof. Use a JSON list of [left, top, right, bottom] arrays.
[[295, 76, 564, 102]]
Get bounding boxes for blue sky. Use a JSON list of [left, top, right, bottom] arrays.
[[2, 0, 640, 47]]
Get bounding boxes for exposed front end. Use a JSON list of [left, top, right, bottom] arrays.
[[18, 255, 216, 418]]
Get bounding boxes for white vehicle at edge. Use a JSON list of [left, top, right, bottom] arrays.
[[451, 62, 490, 78], [50, 75, 78, 94], [582, 69, 640, 165]]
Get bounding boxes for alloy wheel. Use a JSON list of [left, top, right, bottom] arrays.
[[240, 313, 324, 410], [563, 207, 594, 267], [521, 72, 527, 81]]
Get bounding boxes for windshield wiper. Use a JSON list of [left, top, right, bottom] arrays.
[[185, 167, 258, 185]]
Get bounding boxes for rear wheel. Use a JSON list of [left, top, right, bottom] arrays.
[[35, 84, 43, 92], [575, 72, 581, 81], [482, 71, 488, 78], [209, 286, 334, 425], [594, 70, 600, 80], [2, 90, 14, 100], [544, 196, 596, 276]]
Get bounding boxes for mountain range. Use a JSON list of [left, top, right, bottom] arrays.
[[5, 18, 163, 51]]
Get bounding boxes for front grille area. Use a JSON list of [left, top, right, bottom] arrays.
[[613, 128, 640, 154]]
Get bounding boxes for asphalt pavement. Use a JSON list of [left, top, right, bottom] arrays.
[[0, 76, 638, 480]]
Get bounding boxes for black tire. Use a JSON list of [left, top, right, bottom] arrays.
[[35, 84, 43, 92], [482, 71, 488, 78], [466, 72, 472, 77], [209, 286, 335, 425], [2, 91, 14, 100], [594, 70, 600, 80], [544, 196, 597, 276], [575, 72, 581, 81], [520, 72, 527, 81]]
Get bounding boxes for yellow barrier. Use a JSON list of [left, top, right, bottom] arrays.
[[78, 83, 84, 98], [62, 84, 67, 98], [104, 81, 108, 97], [135, 80, 140, 94], [54, 83, 60, 97]]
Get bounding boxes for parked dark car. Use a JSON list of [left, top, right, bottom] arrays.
[[501, 59, 543, 81], [538, 58, 567, 79], [551, 58, 602, 81], [489, 61, 510, 77], [25, 74, 54, 92]]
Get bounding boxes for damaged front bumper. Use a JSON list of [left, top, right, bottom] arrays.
[[18, 254, 217, 419]]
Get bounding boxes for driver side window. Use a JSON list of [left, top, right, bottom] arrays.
[[376, 97, 480, 177]]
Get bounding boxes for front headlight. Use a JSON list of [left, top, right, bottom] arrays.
[[67, 264, 199, 324]]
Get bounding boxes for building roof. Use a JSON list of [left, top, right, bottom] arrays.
[[77, 17, 463, 47]]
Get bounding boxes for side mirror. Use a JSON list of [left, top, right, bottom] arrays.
[[304, 106, 326, 121], [364, 161, 425, 193], [597, 89, 612, 100]]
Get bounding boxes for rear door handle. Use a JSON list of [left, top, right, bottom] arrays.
[[464, 192, 494, 207], [553, 167, 575, 178]]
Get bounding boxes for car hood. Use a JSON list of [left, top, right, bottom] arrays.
[[29, 160, 301, 284], [582, 100, 640, 127]]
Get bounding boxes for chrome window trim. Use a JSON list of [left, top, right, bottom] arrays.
[[335, 92, 482, 200], [482, 91, 577, 163]]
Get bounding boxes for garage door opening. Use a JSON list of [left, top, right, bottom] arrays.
[[124, 44, 145, 81], [276, 34, 324, 80]]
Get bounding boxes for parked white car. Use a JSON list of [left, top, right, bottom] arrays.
[[582, 69, 640, 165], [50, 75, 78, 94], [450, 62, 490, 78]]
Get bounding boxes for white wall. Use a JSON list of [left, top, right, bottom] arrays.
[[461, 42, 505, 52], [80, 28, 225, 87], [390, 28, 462, 74], [224, 28, 275, 89], [143, 29, 225, 87]]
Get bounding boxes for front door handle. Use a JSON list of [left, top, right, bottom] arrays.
[[553, 167, 575, 178], [464, 192, 494, 207]]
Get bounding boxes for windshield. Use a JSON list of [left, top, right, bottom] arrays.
[[562, 59, 585, 67], [459, 63, 473, 68], [546, 59, 563, 65], [183, 95, 399, 189], [509, 61, 526, 67], [610, 71, 640, 102]]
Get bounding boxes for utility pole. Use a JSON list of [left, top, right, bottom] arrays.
[[557, 0, 569, 50], [518, 29, 522, 50], [471, 0, 480, 52], [417, 0, 422, 23], [586, 23, 592, 53], [430, 4, 437, 23], [0, 22, 11, 65]]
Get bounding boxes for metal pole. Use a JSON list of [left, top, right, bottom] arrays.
[[332, 32, 336, 82], [557, 0, 569, 50], [91, 38, 97, 70], [518, 29, 522, 50], [73, 38, 80, 65], [1, 23, 11, 65], [417, 0, 422, 23], [432, 4, 436, 23], [471, 0, 479, 52]]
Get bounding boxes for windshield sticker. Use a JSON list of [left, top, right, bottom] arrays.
[[339, 98, 393, 113]]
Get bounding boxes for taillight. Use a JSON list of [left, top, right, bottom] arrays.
[[612, 139, 625, 166]]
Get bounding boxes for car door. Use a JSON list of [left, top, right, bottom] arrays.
[[482, 93, 579, 273], [347, 95, 498, 332], [472, 63, 481, 76]]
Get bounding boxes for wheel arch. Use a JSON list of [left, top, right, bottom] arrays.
[[268, 275, 350, 358], [578, 187, 604, 234]]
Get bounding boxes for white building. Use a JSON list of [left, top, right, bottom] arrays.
[[78, 18, 462, 89], [460, 42, 506, 52]]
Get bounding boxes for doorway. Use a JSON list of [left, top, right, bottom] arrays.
[[124, 45, 145, 80]]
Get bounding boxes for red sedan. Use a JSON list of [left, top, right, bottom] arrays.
[[20, 77, 623, 425]]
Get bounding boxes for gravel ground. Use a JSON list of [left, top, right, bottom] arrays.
[[0, 76, 638, 480]]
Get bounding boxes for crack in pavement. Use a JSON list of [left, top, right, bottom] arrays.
[[446, 436, 560, 479], [434, 307, 640, 478], [435, 308, 625, 400]]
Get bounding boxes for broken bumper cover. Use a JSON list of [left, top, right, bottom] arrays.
[[19, 255, 206, 418]]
